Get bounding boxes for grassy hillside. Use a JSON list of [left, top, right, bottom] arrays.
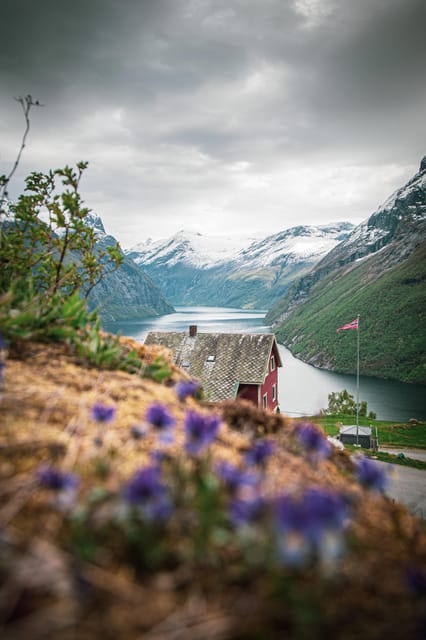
[[271, 242, 426, 383]]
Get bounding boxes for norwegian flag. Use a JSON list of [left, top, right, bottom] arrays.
[[336, 318, 359, 332]]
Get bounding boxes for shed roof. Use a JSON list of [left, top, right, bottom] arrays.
[[144, 331, 282, 402], [339, 426, 372, 436]]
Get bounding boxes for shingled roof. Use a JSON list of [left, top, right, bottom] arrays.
[[144, 330, 282, 402]]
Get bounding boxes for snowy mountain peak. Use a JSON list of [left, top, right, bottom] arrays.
[[339, 157, 426, 259], [84, 212, 106, 236], [128, 230, 259, 268]]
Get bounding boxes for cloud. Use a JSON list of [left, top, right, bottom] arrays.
[[1, 0, 424, 246]]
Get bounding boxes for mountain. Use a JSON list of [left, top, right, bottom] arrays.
[[266, 157, 426, 383], [126, 223, 354, 309], [85, 214, 174, 321]]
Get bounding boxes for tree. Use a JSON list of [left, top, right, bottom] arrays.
[[324, 389, 376, 419], [0, 96, 122, 345]]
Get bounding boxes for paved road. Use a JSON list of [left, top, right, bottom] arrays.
[[379, 447, 426, 462], [376, 461, 426, 519]]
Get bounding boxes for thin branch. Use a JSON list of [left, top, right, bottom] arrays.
[[0, 95, 44, 205]]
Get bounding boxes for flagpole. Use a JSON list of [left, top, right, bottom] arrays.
[[356, 314, 360, 446]]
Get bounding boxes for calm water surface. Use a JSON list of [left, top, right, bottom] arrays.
[[103, 306, 426, 422]]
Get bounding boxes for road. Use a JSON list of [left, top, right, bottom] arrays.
[[379, 447, 426, 463], [376, 461, 426, 519]]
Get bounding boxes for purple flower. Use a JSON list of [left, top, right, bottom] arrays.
[[229, 496, 265, 526], [216, 461, 258, 496], [0, 333, 6, 350], [123, 465, 172, 520], [38, 465, 79, 491], [355, 456, 387, 492], [303, 488, 348, 540], [91, 403, 116, 423], [298, 423, 332, 459], [145, 403, 175, 430], [175, 380, 200, 401], [184, 410, 221, 455], [244, 439, 275, 466], [274, 488, 348, 567]]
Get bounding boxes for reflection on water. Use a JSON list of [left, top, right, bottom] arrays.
[[103, 306, 426, 422]]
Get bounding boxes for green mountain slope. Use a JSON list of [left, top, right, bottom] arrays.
[[267, 157, 426, 384], [271, 242, 426, 382]]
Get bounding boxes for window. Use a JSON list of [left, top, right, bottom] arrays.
[[272, 384, 276, 402], [270, 355, 275, 372], [206, 355, 215, 363], [263, 393, 267, 409]]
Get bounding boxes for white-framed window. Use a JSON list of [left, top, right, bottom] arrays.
[[270, 355, 275, 372], [272, 384, 276, 402], [263, 393, 267, 409]]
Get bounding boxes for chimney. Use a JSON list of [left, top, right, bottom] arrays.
[[189, 325, 197, 337]]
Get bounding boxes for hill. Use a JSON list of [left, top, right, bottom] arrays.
[[1, 337, 425, 638], [267, 157, 426, 383]]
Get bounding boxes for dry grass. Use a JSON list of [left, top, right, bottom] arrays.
[[0, 339, 425, 639]]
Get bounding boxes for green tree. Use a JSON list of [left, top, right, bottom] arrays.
[[324, 389, 376, 419], [0, 162, 122, 299]]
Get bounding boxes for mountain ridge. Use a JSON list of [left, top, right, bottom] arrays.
[[126, 222, 354, 309], [266, 157, 426, 383]]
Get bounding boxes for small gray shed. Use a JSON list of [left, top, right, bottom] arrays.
[[339, 425, 372, 448]]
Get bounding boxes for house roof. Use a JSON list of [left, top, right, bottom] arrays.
[[144, 330, 282, 402]]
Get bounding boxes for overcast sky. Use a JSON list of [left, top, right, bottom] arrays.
[[1, 0, 425, 248]]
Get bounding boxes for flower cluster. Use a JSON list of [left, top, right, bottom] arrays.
[[184, 410, 221, 455], [123, 464, 172, 521], [354, 456, 388, 492], [38, 465, 79, 491], [297, 423, 332, 461], [37, 465, 79, 509], [145, 402, 176, 443], [244, 439, 275, 467], [274, 487, 348, 568], [175, 380, 200, 401], [216, 461, 258, 496]]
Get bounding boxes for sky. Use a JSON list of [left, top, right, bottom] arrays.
[[1, 0, 425, 248]]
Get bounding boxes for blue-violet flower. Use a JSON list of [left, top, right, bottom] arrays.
[[216, 461, 258, 496], [184, 410, 221, 455], [175, 380, 200, 401], [355, 456, 387, 492], [244, 439, 275, 466], [298, 423, 332, 459], [38, 465, 79, 491], [123, 464, 172, 520], [91, 403, 116, 423]]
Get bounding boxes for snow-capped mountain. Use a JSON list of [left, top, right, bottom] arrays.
[[126, 222, 354, 309], [129, 230, 257, 269], [83, 212, 107, 238], [266, 156, 426, 383], [316, 156, 426, 273]]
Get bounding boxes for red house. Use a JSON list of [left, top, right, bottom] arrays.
[[144, 325, 282, 412]]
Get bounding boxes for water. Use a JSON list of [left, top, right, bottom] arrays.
[[103, 306, 426, 422]]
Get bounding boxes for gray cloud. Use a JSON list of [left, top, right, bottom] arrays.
[[1, 0, 425, 246]]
